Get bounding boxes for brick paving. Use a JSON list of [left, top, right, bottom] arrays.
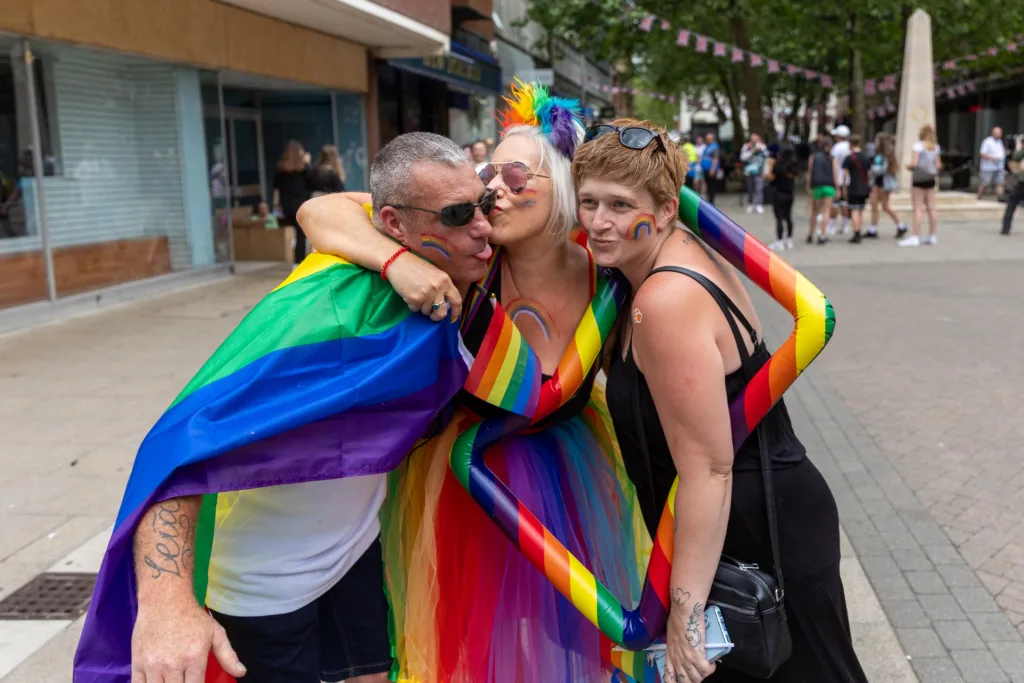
[[1, 205, 1022, 681], [741, 205, 1024, 682]]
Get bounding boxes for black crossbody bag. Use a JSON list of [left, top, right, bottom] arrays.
[[631, 266, 792, 678]]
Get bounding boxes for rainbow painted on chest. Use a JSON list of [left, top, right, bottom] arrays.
[[505, 298, 556, 342]]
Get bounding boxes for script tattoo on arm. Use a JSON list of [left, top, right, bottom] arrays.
[[142, 500, 195, 580]]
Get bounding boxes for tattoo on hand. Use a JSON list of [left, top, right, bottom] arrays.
[[686, 601, 704, 650], [143, 500, 194, 580]]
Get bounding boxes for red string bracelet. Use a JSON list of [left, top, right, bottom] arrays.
[[381, 246, 409, 281]]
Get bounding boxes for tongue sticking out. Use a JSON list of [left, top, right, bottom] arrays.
[[474, 243, 493, 260]]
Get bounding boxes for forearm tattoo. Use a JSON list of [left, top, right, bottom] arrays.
[[671, 589, 704, 650], [142, 500, 195, 580]]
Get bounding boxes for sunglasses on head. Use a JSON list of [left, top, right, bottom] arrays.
[[475, 161, 549, 195], [584, 125, 667, 152], [389, 188, 496, 227]]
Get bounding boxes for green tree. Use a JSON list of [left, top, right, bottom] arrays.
[[525, 0, 1024, 139]]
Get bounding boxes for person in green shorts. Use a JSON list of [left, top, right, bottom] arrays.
[[806, 136, 838, 244]]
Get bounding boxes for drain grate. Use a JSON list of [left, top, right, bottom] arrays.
[[0, 573, 97, 620]]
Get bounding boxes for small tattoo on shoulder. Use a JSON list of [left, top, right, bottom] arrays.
[[632, 307, 642, 323]]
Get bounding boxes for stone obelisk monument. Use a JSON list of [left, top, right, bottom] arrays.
[[895, 9, 936, 192]]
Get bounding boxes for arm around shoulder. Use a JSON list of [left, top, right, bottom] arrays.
[[296, 192, 393, 271]]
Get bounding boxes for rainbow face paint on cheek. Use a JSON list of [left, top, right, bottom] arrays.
[[420, 234, 453, 259], [506, 298, 556, 342], [629, 214, 655, 240]]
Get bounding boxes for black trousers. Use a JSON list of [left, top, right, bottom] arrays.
[[211, 539, 392, 683], [709, 563, 868, 683], [1003, 181, 1023, 233], [283, 213, 306, 264], [706, 172, 718, 205], [773, 192, 794, 240]]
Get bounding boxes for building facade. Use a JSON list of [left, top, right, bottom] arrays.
[[0, 0, 448, 310], [373, 0, 502, 151], [491, 0, 613, 126]]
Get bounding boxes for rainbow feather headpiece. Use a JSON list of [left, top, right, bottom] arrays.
[[497, 79, 584, 161]]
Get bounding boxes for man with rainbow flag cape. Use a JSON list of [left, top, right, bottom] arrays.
[[73, 133, 496, 683]]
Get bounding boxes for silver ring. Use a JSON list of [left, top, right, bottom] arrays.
[[432, 301, 444, 311]]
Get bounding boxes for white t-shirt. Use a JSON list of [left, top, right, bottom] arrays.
[[695, 143, 707, 158], [979, 136, 1006, 171], [205, 475, 386, 617], [831, 141, 852, 186]]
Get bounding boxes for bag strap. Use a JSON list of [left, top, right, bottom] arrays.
[[631, 266, 784, 603]]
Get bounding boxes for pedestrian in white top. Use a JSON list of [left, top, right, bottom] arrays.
[[828, 125, 852, 234], [740, 132, 768, 213], [978, 127, 1006, 200]]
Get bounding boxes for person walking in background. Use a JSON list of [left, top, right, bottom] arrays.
[[869, 132, 907, 238], [828, 125, 852, 235], [273, 140, 315, 265], [841, 135, 872, 244], [312, 144, 346, 197], [900, 124, 942, 247], [693, 134, 707, 196], [807, 135, 837, 245], [470, 139, 490, 164], [682, 134, 699, 190], [766, 144, 799, 251], [701, 132, 721, 205], [978, 127, 1006, 201], [740, 132, 768, 214], [1001, 134, 1024, 235]]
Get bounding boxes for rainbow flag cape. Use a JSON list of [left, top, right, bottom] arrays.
[[73, 254, 468, 683]]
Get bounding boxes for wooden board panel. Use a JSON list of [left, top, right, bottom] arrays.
[[221, 4, 367, 92], [0, 0, 33, 35], [0, 237, 172, 309], [27, 0, 367, 93]]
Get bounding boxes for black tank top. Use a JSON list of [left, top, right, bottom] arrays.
[[460, 267, 595, 425], [605, 267, 805, 530], [810, 149, 835, 188]]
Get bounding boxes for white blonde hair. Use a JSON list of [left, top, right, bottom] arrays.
[[502, 124, 582, 241]]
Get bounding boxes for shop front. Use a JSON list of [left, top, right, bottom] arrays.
[[0, 0, 452, 315], [380, 43, 502, 147]]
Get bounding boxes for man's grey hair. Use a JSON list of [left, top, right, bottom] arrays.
[[370, 132, 468, 225]]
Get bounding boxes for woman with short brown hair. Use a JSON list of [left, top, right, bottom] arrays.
[[572, 118, 868, 683]]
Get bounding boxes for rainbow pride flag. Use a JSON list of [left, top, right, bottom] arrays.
[[73, 254, 468, 683], [462, 297, 542, 417]]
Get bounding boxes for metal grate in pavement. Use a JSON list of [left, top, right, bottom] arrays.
[[0, 572, 96, 620]]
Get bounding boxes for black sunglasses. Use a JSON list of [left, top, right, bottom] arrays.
[[390, 188, 496, 227], [584, 125, 667, 152]]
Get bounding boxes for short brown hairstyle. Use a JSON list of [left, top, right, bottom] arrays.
[[571, 118, 687, 208], [849, 134, 862, 148]]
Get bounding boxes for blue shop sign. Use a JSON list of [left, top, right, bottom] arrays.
[[391, 46, 502, 95]]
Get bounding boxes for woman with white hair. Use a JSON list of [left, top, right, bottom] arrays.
[[299, 82, 646, 683]]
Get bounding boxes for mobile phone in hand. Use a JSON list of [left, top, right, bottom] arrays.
[[641, 605, 735, 679]]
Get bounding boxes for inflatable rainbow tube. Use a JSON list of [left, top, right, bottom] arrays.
[[450, 185, 835, 681]]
